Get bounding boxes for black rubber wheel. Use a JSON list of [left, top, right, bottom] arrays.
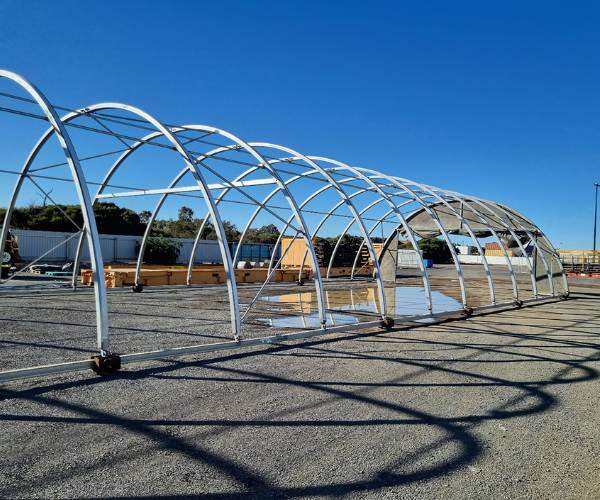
[[91, 353, 121, 376], [131, 283, 144, 293], [381, 317, 395, 329]]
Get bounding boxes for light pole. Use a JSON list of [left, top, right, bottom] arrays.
[[594, 183, 600, 263]]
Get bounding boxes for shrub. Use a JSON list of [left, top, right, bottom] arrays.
[[399, 237, 453, 264], [418, 238, 453, 264], [143, 237, 181, 265]]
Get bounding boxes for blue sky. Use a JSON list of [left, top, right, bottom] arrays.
[[0, 0, 598, 248]]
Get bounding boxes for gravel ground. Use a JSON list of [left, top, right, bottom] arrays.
[[0, 277, 598, 499]]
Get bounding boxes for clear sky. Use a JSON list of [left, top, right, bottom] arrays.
[[0, 0, 598, 248]]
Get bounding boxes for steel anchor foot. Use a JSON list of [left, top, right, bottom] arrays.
[[381, 317, 395, 329], [91, 353, 121, 375], [462, 307, 474, 317]]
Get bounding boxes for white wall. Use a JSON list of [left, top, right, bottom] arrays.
[[458, 254, 532, 267], [13, 229, 224, 264], [396, 249, 422, 268]]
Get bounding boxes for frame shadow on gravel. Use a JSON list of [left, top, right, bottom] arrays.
[[0, 296, 599, 498]]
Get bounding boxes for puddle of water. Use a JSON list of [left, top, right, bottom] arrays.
[[258, 311, 359, 329], [261, 286, 462, 323]]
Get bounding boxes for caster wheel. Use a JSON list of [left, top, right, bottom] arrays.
[[91, 353, 121, 376], [381, 317, 395, 329]]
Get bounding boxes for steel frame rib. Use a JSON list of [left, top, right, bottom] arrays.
[[359, 170, 469, 307], [0, 73, 110, 353], [497, 204, 568, 294], [478, 200, 554, 296], [349, 200, 415, 279], [395, 178, 497, 305], [309, 158, 436, 312], [252, 144, 389, 322], [455, 195, 539, 298], [432, 189, 519, 301], [76, 105, 242, 338]]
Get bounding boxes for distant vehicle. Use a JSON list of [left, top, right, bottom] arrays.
[[3, 229, 22, 264]]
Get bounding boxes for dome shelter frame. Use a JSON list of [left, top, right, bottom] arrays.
[[0, 70, 568, 382]]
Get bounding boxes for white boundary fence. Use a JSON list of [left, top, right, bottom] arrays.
[[457, 254, 532, 267], [12, 229, 276, 264], [398, 248, 532, 269]]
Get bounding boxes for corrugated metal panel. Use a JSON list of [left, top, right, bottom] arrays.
[[13, 229, 144, 263], [13, 229, 72, 262], [179, 239, 222, 264], [231, 242, 279, 263]]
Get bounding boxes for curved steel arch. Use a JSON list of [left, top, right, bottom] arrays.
[[247, 143, 390, 322], [4, 103, 243, 339], [236, 159, 436, 313], [392, 176, 497, 305], [308, 159, 437, 311], [68, 135, 260, 289], [404, 179, 564, 298], [351, 168, 469, 307], [105, 129, 335, 330], [70, 126, 229, 288], [232, 169, 355, 270], [495, 203, 568, 294], [72, 126, 178, 288], [126, 146, 388, 326], [444, 193, 540, 298], [0, 73, 110, 352], [78, 121, 333, 333], [188, 137, 329, 328], [475, 199, 555, 296], [426, 188, 519, 301]]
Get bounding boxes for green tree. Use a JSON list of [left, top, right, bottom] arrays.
[[0, 203, 145, 235], [400, 237, 452, 264], [200, 220, 241, 242], [178, 206, 194, 223], [138, 210, 152, 224], [245, 224, 280, 244]]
